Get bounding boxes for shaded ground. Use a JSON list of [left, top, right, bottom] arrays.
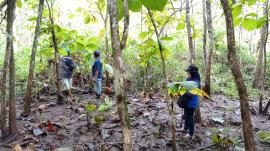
[[0, 91, 270, 151]]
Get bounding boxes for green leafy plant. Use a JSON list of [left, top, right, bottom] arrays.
[[256, 130, 270, 144], [167, 81, 210, 98], [210, 128, 242, 149], [98, 96, 113, 112]]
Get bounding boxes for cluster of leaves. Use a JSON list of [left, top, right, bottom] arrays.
[[256, 130, 270, 144], [210, 128, 243, 149], [99, 96, 113, 112], [232, 0, 267, 31], [168, 81, 209, 98]]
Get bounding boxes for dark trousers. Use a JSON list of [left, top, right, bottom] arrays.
[[184, 107, 196, 136]]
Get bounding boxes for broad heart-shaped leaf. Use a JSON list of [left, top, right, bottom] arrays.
[[140, 0, 168, 11], [232, 4, 242, 18], [242, 17, 258, 31], [257, 16, 266, 28], [104, 64, 114, 75], [84, 16, 91, 24], [129, 0, 142, 12], [176, 22, 186, 30], [16, 0, 23, 8]]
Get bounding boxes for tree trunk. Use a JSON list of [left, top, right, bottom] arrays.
[[46, 0, 64, 104], [204, 0, 214, 96], [108, 0, 132, 150], [220, 0, 256, 150], [23, 0, 45, 116], [147, 9, 177, 151], [253, 0, 268, 89], [98, 2, 110, 87], [7, 0, 17, 134], [0, 29, 10, 139], [202, 0, 207, 68], [185, 0, 195, 64]]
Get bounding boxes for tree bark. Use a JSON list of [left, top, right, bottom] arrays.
[[202, 0, 207, 67], [147, 9, 177, 151], [46, 0, 64, 104], [253, 0, 268, 89], [7, 0, 17, 134], [185, 0, 195, 64], [0, 27, 10, 139], [204, 0, 214, 96], [23, 0, 45, 116], [97, 2, 110, 87], [108, 0, 132, 150], [220, 0, 256, 150]]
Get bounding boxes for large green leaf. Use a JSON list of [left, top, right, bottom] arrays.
[[160, 36, 173, 41], [16, 0, 23, 8], [176, 22, 186, 30], [242, 17, 257, 31], [232, 4, 242, 18], [129, 0, 142, 12], [257, 16, 266, 28], [140, 0, 168, 11]]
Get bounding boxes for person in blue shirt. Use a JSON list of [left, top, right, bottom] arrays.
[[181, 64, 201, 139], [92, 50, 103, 99]]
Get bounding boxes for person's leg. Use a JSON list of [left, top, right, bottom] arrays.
[[184, 108, 189, 131], [187, 108, 196, 136], [95, 79, 102, 98]]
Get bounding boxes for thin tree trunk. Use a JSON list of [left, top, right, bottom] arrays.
[[0, 30, 10, 139], [108, 0, 132, 150], [98, 2, 110, 87], [147, 9, 177, 151], [261, 0, 269, 114], [220, 0, 256, 150], [186, 0, 195, 64], [23, 0, 45, 116], [263, 99, 270, 114], [253, 0, 268, 89], [7, 0, 17, 134], [46, 0, 64, 104], [204, 0, 214, 96], [202, 0, 207, 68]]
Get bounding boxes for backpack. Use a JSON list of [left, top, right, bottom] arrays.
[[177, 92, 192, 108]]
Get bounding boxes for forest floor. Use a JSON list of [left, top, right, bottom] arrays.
[[0, 89, 270, 151]]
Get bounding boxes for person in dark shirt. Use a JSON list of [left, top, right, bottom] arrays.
[[181, 64, 201, 139], [60, 51, 75, 98], [92, 50, 103, 98]]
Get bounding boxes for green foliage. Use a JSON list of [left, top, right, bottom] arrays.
[[94, 115, 105, 124], [98, 96, 113, 112], [16, 0, 23, 8], [140, 0, 168, 11], [86, 104, 97, 112], [256, 130, 270, 144], [168, 81, 209, 98], [210, 128, 242, 148]]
